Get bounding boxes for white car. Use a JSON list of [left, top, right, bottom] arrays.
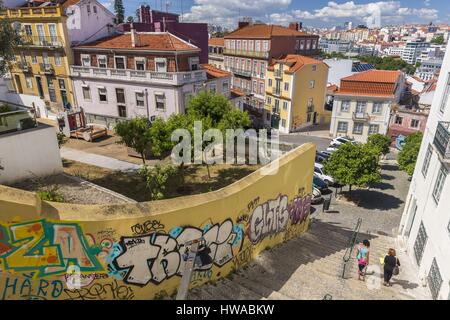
[[330, 136, 353, 146], [314, 163, 335, 185], [311, 187, 323, 204], [326, 146, 339, 153]]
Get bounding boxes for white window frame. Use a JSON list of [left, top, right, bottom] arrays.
[[337, 121, 348, 133], [432, 165, 447, 204], [309, 80, 315, 89], [410, 119, 420, 128], [284, 82, 289, 91], [54, 52, 61, 66], [97, 55, 107, 68], [372, 102, 382, 114], [440, 73, 450, 113], [81, 54, 91, 67], [31, 52, 37, 64], [353, 122, 364, 134], [114, 56, 126, 69], [25, 77, 33, 89], [135, 57, 146, 70], [23, 24, 33, 36], [135, 91, 145, 107], [155, 57, 167, 72], [422, 144, 433, 178], [341, 101, 350, 112], [98, 87, 107, 103], [155, 93, 166, 111], [368, 124, 379, 135], [82, 85, 91, 101], [115, 88, 126, 104]]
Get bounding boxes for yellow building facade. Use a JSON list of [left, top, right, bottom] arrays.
[[265, 55, 330, 133], [0, 5, 75, 112]]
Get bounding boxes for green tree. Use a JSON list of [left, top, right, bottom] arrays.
[[139, 165, 178, 200], [367, 133, 391, 157], [0, 17, 22, 76], [398, 132, 423, 176], [324, 143, 381, 191], [56, 132, 67, 149], [431, 35, 445, 45], [186, 90, 234, 126], [115, 117, 151, 164], [126, 16, 134, 23], [114, 0, 125, 24], [357, 56, 417, 75]]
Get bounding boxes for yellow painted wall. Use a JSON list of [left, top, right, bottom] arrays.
[[0, 144, 315, 300]]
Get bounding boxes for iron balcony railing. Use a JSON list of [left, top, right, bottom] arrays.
[[341, 218, 362, 279], [223, 48, 269, 59], [274, 69, 283, 78], [230, 67, 252, 78], [19, 35, 63, 48], [307, 105, 314, 113], [39, 63, 54, 74], [434, 121, 450, 160], [18, 61, 30, 72], [272, 87, 281, 96], [352, 112, 369, 121]]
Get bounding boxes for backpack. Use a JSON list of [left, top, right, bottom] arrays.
[[356, 245, 367, 265]]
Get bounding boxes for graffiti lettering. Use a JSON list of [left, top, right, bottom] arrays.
[[63, 279, 134, 300], [131, 220, 165, 235], [248, 194, 289, 244], [112, 219, 243, 286], [247, 197, 260, 211], [1, 273, 64, 300], [232, 245, 253, 270], [288, 195, 312, 225]]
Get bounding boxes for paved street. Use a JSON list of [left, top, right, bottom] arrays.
[[279, 133, 331, 152]]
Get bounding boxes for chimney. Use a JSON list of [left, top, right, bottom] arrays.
[[238, 21, 250, 29], [289, 22, 300, 31], [131, 23, 136, 47]]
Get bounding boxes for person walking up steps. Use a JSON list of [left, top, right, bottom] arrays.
[[383, 248, 400, 287], [356, 240, 370, 281]]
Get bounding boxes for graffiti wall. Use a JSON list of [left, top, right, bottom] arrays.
[[0, 144, 315, 300]]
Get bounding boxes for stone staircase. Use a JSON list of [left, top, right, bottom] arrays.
[[187, 219, 431, 300]]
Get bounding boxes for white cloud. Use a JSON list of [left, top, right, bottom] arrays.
[[100, 1, 113, 10], [183, 0, 292, 28], [424, 0, 431, 7]]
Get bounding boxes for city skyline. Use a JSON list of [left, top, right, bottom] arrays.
[[99, 0, 449, 29]]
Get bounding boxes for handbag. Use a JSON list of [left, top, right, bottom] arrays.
[[393, 258, 400, 275]]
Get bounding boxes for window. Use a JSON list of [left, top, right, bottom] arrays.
[[97, 55, 107, 68], [300, 40, 305, 50], [236, 40, 241, 50], [341, 101, 350, 112], [223, 82, 229, 92], [116, 88, 125, 104], [356, 101, 366, 113], [118, 105, 127, 118], [422, 144, 433, 177], [242, 40, 247, 51], [368, 124, 379, 135], [249, 40, 253, 51], [155, 58, 167, 72], [259, 82, 264, 95], [114, 56, 125, 69], [337, 121, 348, 133], [98, 88, 107, 102], [81, 54, 91, 67], [266, 112, 270, 121], [372, 103, 382, 114], [54, 53, 61, 66], [24, 24, 32, 36], [312, 65, 317, 71], [135, 58, 146, 70], [260, 62, 265, 77], [395, 116, 403, 125], [306, 40, 311, 50], [82, 86, 91, 100], [432, 165, 447, 204], [59, 79, 68, 107], [413, 222, 427, 265], [31, 53, 37, 64], [283, 101, 288, 110], [309, 80, 315, 89], [284, 82, 289, 91], [87, 5, 91, 13], [268, 79, 272, 87], [440, 73, 450, 113], [255, 41, 261, 51], [274, 99, 280, 113], [253, 80, 257, 93], [410, 119, 420, 128], [155, 94, 166, 110], [135, 91, 145, 107], [189, 57, 199, 71], [93, 6, 97, 14], [281, 119, 286, 128], [263, 41, 269, 51], [353, 122, 364, 134], [25, 77, 33, 89], [210, 83, 216, 93], [427, 258, 443, 300], [47, 78, 56, 102], [267, 96, 272, 104]]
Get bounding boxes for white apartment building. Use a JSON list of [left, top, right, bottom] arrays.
[[398, 41, 450, 300], [330, 70, 405, 142], [70, 31, 208, 128], [402, 40, 431, 65]]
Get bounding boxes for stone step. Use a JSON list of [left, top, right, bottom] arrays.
[[231, 273, 295, 300]]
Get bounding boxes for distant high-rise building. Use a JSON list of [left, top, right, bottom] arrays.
[[344, 21, 353, 30]]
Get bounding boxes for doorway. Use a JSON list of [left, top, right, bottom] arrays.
[[36, 76, 44, 98]]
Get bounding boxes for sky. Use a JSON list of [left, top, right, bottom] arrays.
[[99, 0, 450, 29]]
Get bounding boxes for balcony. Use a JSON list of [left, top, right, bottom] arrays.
[[272, 87, 281, 96], [223, 48, 269, 59], [230, 68, 252, 78], [352, 112, 369, 121], [70, 66, 207, 86], [274, 69, 283, 78], [40, 63, 54, 74], [0, 6, 63, 18], [433, 121, 450, 161], [18, 61, 31, 72], [19, 36, 63, 48]]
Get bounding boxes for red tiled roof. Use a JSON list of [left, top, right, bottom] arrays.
[[327, 84, 339, 93], [74, 33, 199, 52], [208, 38, 225, 46], [336, 70, 402, 98], [270, 54, 325, 74], [201, 64, 230, 79], [231, 88, 246, 97], [225, 24, 313, 39]]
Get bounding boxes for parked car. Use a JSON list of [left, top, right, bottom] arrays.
[[311, 186, 323, 204], [315, 153, 327, 164], [314, 163, 335, 185], [320, 151, 333, 158], [317, 151, 331, 159], [313, 174, 329, 192], [326, 146, 339, 153], [330, 136, 354, 146]]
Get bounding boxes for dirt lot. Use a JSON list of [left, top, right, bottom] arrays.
[[63, 159, 261, 202], [10, 173, 129, 205]]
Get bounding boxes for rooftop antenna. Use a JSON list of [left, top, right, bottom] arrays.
[[180, 0, 183, 22]]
